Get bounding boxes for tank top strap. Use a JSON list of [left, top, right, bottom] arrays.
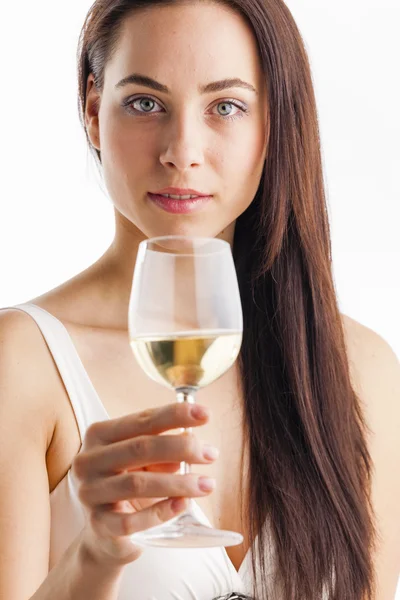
[[2, 303, 109, 442]]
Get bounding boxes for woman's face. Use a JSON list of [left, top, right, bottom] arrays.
[[86, 1, 269, 241]]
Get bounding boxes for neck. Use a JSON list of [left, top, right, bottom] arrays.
[[91, 209, 236, 329]]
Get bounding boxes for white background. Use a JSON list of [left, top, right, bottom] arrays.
[[0, 0, 399, 596]]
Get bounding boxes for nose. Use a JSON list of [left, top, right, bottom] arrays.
[[159, 113, 204, 172]]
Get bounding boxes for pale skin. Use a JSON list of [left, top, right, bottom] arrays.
[[0, 2, 399, 599]]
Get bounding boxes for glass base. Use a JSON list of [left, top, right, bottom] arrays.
[[130, 511, 244, 548]]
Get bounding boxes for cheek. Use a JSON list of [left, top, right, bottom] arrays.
[[241, 122, 266, 165], [101, 112, 155, 169], [218, 123, 266, 185], [217, 124, 266, 216]]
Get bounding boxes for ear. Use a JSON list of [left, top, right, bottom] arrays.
[[85, 73, 101, 151]]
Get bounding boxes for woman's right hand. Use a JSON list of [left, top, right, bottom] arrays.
[[72, 402, 218, 569]]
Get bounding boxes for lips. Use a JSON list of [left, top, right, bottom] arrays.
[[148, 192, 212, 214], [151, 187, 210, 197]]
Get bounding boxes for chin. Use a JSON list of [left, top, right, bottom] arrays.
[[142, 220, 223, 241]]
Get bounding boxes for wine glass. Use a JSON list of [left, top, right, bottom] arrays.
[[128, 235, 243, 548]]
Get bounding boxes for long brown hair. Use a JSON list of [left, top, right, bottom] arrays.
[[76, 1, 377, 598]]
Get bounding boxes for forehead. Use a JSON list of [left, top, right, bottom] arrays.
[[105, 2, 264, 91]]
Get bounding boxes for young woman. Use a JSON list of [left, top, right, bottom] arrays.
[[1, 1, 399, 599]]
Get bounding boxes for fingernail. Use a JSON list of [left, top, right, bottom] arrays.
[[171, 498, 187, 513], [191, 405, 210, 420], [198, 477, 216, 492], [203, 445, 220, 460]]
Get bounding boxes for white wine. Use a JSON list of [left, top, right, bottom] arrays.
[[130, 330, 242, 389]]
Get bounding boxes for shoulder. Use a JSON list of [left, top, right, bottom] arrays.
[[341, 312, 399, 365], [341, 313, 400, 452], [0, 308, 56, 450], [0, 306, 52, 369], [341, 313, 400, 426]]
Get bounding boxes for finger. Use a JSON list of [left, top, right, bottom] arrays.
[[91, 497, 188, 538], [78, 433, 218, 477], [84, 403, 210, 446], [78, 471, 216, 506]]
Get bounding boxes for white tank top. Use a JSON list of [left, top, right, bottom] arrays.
[[4, 303, 274, 599]]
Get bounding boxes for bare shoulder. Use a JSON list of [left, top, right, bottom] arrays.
[[341, 313, 400, 422], [341, 312, 399, 364], [0, 308, 56, 449]]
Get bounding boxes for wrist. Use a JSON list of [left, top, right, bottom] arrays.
[[77, 532, 126, 578]]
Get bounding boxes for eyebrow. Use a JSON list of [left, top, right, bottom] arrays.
[[115, 73, 258, 95]]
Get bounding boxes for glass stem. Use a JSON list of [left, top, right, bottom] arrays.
[[176, 387, 196, 476]]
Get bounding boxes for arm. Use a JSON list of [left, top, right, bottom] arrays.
[[0, 310, 123, 600], [0, 309, 207, 600], [343, 316, 400, 599], [30, 534, 124, 600]]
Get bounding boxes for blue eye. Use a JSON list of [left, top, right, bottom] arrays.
[[129, 97, 163, 114], [215, 101, 243, 120], [123, 96, 248, 121]]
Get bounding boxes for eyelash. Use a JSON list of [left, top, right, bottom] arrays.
[[122, 95, 249, 122]]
